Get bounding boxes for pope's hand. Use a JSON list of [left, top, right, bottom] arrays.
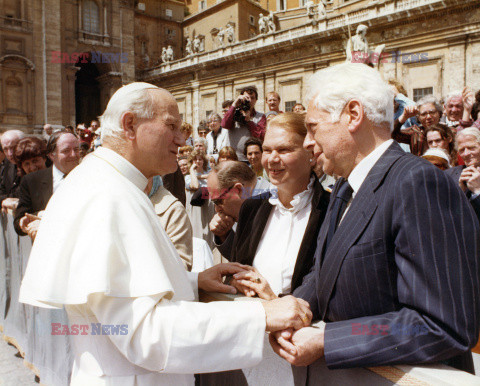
[[269, 326, 325, 366], [198, 263, 251, 294], [19, 213, 41, 233], [26, 219, 41, 241], [262, 296, 312, 332]]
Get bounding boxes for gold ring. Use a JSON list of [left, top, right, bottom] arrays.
[[255, 277, 261, 283], [301, 314, 308, 324]]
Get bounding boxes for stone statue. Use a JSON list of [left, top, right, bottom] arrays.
[[166, 45, 174, 62], [225, 23, 235, 44], [346, 24, 369, 63], [345, 23, 386, 69], [306, 0, 316, 16], [193, 36, 201, 53], [161, 47, 167, 63], [258, 13, 268, 34], [267, 12, 276, 33], [317, 1, 327, 19], [306, 0, 327, 20], [186, 37, 193, 56], [217, 27, 225, 47]]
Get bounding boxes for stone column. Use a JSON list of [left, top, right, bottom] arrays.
[[96, 72, 123, 113], [65, 65, 79, 126]]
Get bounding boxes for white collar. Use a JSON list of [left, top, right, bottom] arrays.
[[93, 147, 148, 191], [445, 116, 459, 127], [52, 164, 64, 180], [348, 139, 393, 195], [269, 175, 315, 214]]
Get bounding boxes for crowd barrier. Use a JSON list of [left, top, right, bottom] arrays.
[[1, 212, 480, 385]]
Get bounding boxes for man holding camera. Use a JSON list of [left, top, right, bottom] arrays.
[[221, 86, 266, 161]]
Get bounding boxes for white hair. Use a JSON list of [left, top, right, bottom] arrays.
[[456, 127, 480, 146], [444, 90, 462, 105], [416, 95, 442, 113], [305, 63, 394, 131], [194, 137, 207, 147], [0, 129, 25, 145], [100, 82, 160, 140]]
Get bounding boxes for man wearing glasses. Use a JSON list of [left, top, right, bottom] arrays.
[[208, 160, 272, 259]]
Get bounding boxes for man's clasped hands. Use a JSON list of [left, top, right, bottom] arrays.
[[198, 263, 325, 367]]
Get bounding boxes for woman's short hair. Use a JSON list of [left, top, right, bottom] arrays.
[[218, 146, 238, 161], [267, 112, 307, 138], [188, 150, 209, 172], [178, 145, 193, 155], [14, 136, 47, 175], [416, 95, 443, 114]]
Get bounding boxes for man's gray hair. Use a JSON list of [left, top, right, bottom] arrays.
[[456, 127, 480, 147], [0, 129, 25, 145], [100, 82, 160, 140], [416, 95, 442, 113], [207, 112, 222, 122], [444, 90, 462, 105], [305, 63, 394, 131]]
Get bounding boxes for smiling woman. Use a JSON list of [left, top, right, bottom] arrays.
[[14, 136, 47, 176]]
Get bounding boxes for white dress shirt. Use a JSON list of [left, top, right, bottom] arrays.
[[20, 147, 266, 385], [342, 139, 394, 221], [51, 164, 65, 192], [252, 177, 315, 295]]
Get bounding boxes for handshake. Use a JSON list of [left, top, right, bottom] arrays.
[[198, 263, 325, 367]]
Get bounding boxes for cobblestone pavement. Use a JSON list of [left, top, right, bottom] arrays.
[[0, 335, 37, 386]]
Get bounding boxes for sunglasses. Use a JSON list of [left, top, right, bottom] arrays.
[[211, 185, 235, 206]]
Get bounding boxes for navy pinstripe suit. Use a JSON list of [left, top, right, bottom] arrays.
[[294, 141, 480, 372]]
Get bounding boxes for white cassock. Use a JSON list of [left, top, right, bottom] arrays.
[[19, 147, 265, 386]]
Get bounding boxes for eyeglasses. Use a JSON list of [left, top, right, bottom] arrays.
[[419, 110, 439, 118], [211, 185, 235, 206]]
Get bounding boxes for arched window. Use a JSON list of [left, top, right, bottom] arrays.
[[5, 75, 23, 113], [83, 0, 100, 34]]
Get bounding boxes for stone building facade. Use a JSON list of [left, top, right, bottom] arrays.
[[143, 0, 480, 131], [0, 0, 184, 133]]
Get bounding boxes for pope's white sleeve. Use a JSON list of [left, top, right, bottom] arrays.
[[185, 271, 199, 300], [87, 293, 266, 374]]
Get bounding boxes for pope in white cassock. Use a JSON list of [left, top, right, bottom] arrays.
[[19, 83, 312, 385]]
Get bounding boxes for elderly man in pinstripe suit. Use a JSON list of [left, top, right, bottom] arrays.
[[270, 63, 480, 376]]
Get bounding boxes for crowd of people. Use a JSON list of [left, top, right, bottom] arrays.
[[0, 63, 479, 384]]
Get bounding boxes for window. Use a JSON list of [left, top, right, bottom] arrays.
[[278, 0, 286, 11], [300, 0, 308, 6], [249, 15, 255, 26], [413, 87, 433, 102], [165, 28, 176, 39], [141, 41, 147, 55], [199, 0, 206, 11], [83, 0, 100, 34], [205, 110, 213, 119], [165, 8, 172, 18], [285, 101, 297, 112]]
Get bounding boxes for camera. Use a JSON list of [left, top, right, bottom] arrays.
[[233, 99, 251, 123]]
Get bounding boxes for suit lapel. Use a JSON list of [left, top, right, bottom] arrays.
[[43, 167, 53, 202], [236, 201, 273, 266], [316, 142, 406, 319]]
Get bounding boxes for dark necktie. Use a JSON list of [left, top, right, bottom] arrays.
[[325, 180, 353, 251]]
